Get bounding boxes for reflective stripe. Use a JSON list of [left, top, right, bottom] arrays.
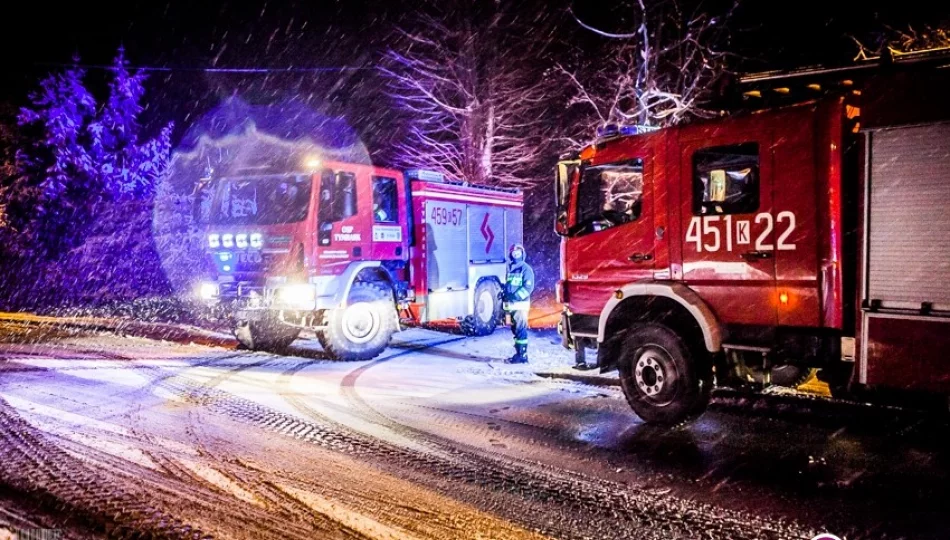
[[504, 301, 530, 311], [514, 339, 529, 344], [508, 276, 523, 286]]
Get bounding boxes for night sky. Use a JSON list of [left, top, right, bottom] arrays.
[[1, 0, 946, 142]]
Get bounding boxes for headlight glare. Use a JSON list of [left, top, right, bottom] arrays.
[[277, 284, 317, 310], [198, 282, 219, 300]]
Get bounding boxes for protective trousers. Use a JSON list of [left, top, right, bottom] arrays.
[[510, 309, 529, 362]]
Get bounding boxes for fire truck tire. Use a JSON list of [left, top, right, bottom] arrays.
[[460, 279, 503, 336], [234, 320, 300, 352], [617, 323, 711, 425], [321, 282, 396, 361]]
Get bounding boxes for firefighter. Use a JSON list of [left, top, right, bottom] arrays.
[[503, 243, 534, 364]]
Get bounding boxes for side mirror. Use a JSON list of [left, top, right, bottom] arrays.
[[554, 160, 580, 236], [555, 210, 569, 237], [192, 179, 213, 224]]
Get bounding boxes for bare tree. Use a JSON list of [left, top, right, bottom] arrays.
[[853, 24, 950, 60], [382, 3, 552, 189], [557, 0, 735, 150]]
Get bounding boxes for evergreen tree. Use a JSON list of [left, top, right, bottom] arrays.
[[10, 50, 173, 257], [2, 49, 175, 307], [90, 47, 172, 201], [12, 57, 98, 255]]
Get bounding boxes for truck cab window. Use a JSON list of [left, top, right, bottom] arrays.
[[372, 176, 398, 223], [692, 143, 760, 215], [573, 158, 644, 236]]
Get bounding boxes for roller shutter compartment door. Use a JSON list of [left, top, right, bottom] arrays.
[[868, 123, 950, 311], [425, 200, 468, 291]]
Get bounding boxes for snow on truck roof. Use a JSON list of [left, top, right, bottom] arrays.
[[406, 169, 522, 197], [217, 166, 523, 199]]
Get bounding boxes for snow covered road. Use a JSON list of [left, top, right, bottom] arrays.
[[0, 322, 947, 539]]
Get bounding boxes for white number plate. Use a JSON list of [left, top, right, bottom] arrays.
[[373, 225, 403, 242], [686, 212, 797, 253]]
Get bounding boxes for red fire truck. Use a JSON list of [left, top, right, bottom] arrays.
[[555, 55, 950, 423], [197, 164, 523, 360]]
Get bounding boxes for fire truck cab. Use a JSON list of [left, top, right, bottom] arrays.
[[197, 163, 523, 360], [555, 56, 950, 424]]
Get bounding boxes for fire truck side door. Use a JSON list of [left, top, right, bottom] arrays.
[[564, 153, 655, 315], [368, 174, 407, 262], [314, 168, 366, 266], [678, 135, 778, 327]]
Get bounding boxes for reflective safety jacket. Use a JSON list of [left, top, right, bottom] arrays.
[[503, 261, 535, 311]]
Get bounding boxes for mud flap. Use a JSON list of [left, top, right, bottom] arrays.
[[558, 311, 571, 349]]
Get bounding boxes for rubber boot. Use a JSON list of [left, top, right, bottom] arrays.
[[506, 343, 528, 364]]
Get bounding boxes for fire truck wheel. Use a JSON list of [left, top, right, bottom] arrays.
[[234, 320, 300, 352], [618, 323, 711, 425], [460, 279, 503, 336], [321, 282, 396, 361]]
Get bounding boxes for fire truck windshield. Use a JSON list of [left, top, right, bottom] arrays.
[[209, 175, 312, 225]]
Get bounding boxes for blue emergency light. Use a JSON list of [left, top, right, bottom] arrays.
[[596, 123, 661, 140]]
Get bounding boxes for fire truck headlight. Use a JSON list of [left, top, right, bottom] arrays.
[[236, 233, 248, 249], [277, 284, 317, 310], [304, 156, 322, 169], [250, 233, 263, 248], [208, 234, 220, 248], [221, 234, 234, 248], [198, 282, 219, 301]]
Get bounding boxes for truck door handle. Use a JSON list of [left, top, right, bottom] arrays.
[[628, 253, 653, 262], [741, 250, 773, 260]]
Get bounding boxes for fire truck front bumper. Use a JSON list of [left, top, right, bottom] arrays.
[[200, 280, 341, 314]]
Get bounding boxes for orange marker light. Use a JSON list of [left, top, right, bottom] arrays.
[[779, 292, 789, 305]]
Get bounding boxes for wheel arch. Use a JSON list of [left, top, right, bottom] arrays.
[[474, 274, 503, 291], [335, 262, 395, 306], [354, 265, 397, 294], [597, 283, 722, 369]]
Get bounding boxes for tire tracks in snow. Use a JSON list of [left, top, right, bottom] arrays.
[[171, 339, 813, 540], [0, 344, 314, 539], [0, 394, 209, 539]]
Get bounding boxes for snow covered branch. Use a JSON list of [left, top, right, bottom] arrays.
[[558, 0, 735, 150], [853, 24, 950, 61], [382, 3, 551, 189]]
